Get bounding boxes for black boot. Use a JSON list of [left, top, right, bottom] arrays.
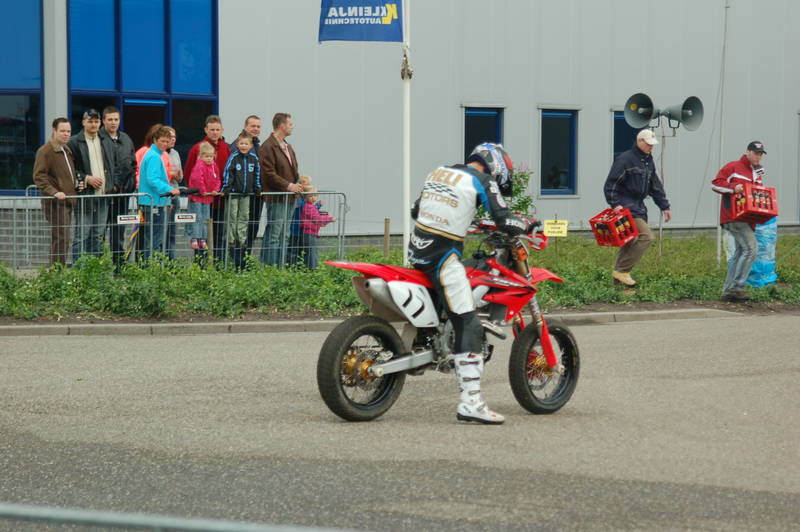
[[230, 246, 245, 271], [237, 247, 248, 271]]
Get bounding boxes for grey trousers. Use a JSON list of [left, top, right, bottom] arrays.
[[615, 217, 653, 273], [722, 222, 757, 294]]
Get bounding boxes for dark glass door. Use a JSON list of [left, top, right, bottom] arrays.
[[122, 99, 168, 149]]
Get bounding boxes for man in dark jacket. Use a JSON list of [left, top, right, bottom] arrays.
[[33, 118, 78, 266], [258, 113, 302, 267], [68, 109, 113, 262], [99, 106, 137, 269], [603, 129, 672, 287]]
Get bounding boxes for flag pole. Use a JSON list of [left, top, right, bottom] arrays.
[[401, 0, 412, 265]]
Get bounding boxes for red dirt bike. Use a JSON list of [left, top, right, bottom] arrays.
[[317, 217, 580, 421]]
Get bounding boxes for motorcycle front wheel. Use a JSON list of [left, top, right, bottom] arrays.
[[508, 319, 580, 414], [317, 315, 407, 422]]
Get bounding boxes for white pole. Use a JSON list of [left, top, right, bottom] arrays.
[[716, 0, 730, 267], [401, 0, 412, 265]]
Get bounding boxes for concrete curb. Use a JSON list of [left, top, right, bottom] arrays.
[[0, 308, 741, 337]]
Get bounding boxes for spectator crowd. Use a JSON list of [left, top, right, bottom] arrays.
[[32, 109, 335, 270]]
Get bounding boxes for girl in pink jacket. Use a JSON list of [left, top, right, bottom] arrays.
[[187, 142, 220, 251], [300, 187, 335, 269]]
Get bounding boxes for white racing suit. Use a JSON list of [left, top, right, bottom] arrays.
[[408, 163, 527, 423]]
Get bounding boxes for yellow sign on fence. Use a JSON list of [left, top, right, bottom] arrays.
[[543, 219, 569, 237]]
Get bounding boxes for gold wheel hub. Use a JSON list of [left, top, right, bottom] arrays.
[[342, 349, 377, 383], [529, 353, 553, 376]]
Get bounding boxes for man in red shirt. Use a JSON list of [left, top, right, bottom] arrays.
[[184, 115, 231, 261], [711, 141, 766, 301]]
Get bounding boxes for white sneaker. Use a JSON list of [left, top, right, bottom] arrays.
[[456, 402, 505, 425]]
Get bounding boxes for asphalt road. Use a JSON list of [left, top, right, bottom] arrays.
[[1, 315, 799, 531]]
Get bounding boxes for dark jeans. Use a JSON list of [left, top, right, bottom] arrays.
[[165, 195, 180, 260], [107, 195, 130, 267], [245, 194, 263, 256], [210, 196, 226, 263], [72, 195, 109, 262], [141, 205, 167, 260]]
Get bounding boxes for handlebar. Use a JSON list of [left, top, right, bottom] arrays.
[[469, 216, 548, 251]]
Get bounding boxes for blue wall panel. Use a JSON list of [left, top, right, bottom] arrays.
[[170, 0, 213, 94], [121, 0, 166, 92], [0, 0, 41, 88], [69, 0, 116, 90]]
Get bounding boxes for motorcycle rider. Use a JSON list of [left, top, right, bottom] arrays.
[[409, 142, 530, 425]]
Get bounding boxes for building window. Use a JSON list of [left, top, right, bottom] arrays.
[[0, 0, 42, 89], [69, 0, 116, 90], [68, 0, 217, 153], [464, 107, 502, 160], [613, 111, 639, 160], [540, 109, 577, 195], [173, 99, 214, 159], [0, 0, 42, 190], [0, 95, 41, 190], [170, 0, 213, 95]]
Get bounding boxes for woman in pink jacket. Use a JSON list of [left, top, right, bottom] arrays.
[[300, 187, 335, 269], [187, 142, 221, 251]]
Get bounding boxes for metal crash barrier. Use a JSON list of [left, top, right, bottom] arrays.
[[0, 501, 351, 532], [0, 190, 349, 270]]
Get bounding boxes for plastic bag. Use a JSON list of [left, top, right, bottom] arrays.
[[747, 217, 778, 286]]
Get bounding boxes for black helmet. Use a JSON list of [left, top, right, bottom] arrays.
[[467, 142, 514, 196]]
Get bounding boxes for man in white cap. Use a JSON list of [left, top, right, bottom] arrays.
[[603, 129, 672, 286]]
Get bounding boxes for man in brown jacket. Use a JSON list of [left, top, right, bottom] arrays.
[[258, 113, 303, 266], [33, 117, 79, 266]]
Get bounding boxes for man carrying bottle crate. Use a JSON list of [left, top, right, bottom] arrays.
[[603, 129, 672, 287], [711, 141, 767, 302]]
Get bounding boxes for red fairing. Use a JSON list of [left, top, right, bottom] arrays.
[[324, 261, 434, 287], [465, 259, 534, 322], [530, 267, 563, 284]]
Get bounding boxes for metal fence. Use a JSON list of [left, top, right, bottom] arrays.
[[0, 501, 352, 531], [0, 190, 348, 271]]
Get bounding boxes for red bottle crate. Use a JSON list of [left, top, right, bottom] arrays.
[[589, 208, 639, 247], [731, 183, 778, 224]]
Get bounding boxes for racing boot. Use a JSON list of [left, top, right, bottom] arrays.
[[453, 352, 505, 425]]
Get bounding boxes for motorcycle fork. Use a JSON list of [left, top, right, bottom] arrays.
[[515, 255, 558, 370]]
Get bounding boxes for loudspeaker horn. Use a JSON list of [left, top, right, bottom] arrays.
[[623, 93, 659, 128], [662, 96, 704, 131]]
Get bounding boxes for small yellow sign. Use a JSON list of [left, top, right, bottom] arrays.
[[543, 219, 569, 237]]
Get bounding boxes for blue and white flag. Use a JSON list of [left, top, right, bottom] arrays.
[[319, 0, 403, 43]]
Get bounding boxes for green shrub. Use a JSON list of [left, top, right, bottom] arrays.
[[0, 234, 798, 320]]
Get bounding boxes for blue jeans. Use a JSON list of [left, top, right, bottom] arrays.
[[188, 201, 210, 240], [142, 205, 167, 260], [260, 201, 292, 267], [722, 222, 757, 294], [71, 195, 109, 262], [302, 233, 319, 269]]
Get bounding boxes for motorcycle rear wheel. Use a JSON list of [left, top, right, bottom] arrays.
[[317, 315, 407, 421], [508, 320, 580, 414]]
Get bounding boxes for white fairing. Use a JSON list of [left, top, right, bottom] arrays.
[[387, 281, 440, 327]]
